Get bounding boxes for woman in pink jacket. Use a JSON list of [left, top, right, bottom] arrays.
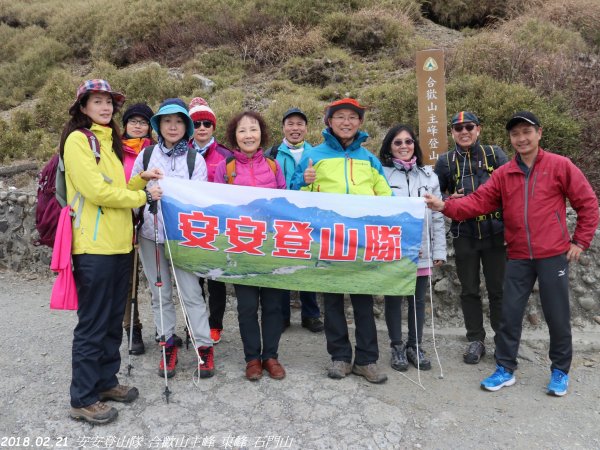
[[214, 111, 287, 381], [120, 102, 155, 355]]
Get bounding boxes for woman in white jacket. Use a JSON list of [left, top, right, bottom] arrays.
[[379, 124, 446, 371]]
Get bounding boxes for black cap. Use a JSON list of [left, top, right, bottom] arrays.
[[122, 103, 154, 126], [506, 111, 541, 130], [282, 107, 308, 124]]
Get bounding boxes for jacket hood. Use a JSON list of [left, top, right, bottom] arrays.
[[322, 128, 369, 152]]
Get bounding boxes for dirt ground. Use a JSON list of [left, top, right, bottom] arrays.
[[1, 269, 599, 450]]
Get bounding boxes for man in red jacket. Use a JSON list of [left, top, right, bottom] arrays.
[[425, 111, 599, 397]]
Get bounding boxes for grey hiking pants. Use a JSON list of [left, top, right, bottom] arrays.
[[138, 237, 211, 347]]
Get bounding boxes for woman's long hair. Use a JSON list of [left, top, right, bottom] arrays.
[[379, 124, 423, 168], [59, 93, 124, 161]]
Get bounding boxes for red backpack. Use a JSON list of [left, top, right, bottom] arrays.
[[35, 129, 100, 247]]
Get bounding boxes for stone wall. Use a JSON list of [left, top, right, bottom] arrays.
[[1, 188, 598, 325]]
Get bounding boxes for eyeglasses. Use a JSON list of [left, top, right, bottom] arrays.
[[331, 115, 360, 123], [392, 138, 414, 146], [452, 123, 476, 132], [128, 119, 149, 126], [194, 120, 213, 129]]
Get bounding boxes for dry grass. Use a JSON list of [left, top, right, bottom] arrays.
[[239, 24, 325, 66]]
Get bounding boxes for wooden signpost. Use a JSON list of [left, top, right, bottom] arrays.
[[416, 49, 448, 165]]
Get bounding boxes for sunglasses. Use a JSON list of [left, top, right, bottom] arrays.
[[194, 120, 213, 129], [452, 123, 476, 132], [392, 138, 414, 146]]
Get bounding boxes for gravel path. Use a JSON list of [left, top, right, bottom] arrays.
[[1, 270, 599, 449]]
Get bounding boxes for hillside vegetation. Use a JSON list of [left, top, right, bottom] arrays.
[[0, 0, 598, 191]]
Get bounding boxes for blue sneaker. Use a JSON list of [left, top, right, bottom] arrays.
[[547, 369, 569, 396], [480, 365, 516, 391]]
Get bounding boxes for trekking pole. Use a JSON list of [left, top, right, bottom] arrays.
[[151, 198, 171, 403], [126, 236, 140, 376]]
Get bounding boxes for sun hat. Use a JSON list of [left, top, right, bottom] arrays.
[[69, 79, 126, 115], [150, 98, 195, 140]]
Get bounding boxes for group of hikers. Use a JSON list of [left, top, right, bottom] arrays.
[[60, 79, 598, 425]]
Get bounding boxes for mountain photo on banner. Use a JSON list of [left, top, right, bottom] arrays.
[[160, 178, 425, 296]]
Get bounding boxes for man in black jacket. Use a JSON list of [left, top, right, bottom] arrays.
[[434, 111, 508, 364]]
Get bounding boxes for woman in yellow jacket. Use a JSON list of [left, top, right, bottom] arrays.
[[61, 79, 162, 425]]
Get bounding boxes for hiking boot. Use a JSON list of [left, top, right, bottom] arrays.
[[70, 401, 118, 424], [197, 346, 215, 379], [155, 331, 183, 347], [210, 328, 222, 344], [301, 317, 324, 333], [481, 364, 515, 391], [463, 341, 486, 364], [327, 360, 352, 379], [406, 346, 431, 371], [390, 343, 409, 372], [158, 345, 178, 378], [98, 384, 139, 403], [352, 363, 388, 384], [547, 368, 569, 396], [126, 326, 145, 355]]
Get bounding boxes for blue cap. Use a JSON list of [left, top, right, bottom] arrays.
[[150, 98, 194, 140]]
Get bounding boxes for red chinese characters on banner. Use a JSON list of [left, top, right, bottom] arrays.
[[224, 215, 267, 255], [271, 220, 313, 259], [363, 225, 402, 262], [178, 211, 219, 250], [177, 213, 403, 263], [319, 223, 358, 261]]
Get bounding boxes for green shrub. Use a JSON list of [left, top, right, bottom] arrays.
[[445, 75, 581, 158], [504, 17, 587, 55], [448, 20, 587, 96], [284, 47, 365, 89], [255, 0, 366, 26], [538, 0, 600, 50], [362, 74, 419, 128], [34, 70, 77, 134], [183, 46, 246, 89], [46, 3, 106, 58], [321, 7, 415, 55], [419, 0, 540, 29], [0, 25, 70, 108]]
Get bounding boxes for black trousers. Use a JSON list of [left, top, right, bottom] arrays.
[[495, 254, 572, 373], [453, 233, 506, 342], [384, 275, 429, 348], [200, 278, 227, 329], [234, 285, 283, 362], [70, 253, 131, 408], [323, 293, 378, 365]]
